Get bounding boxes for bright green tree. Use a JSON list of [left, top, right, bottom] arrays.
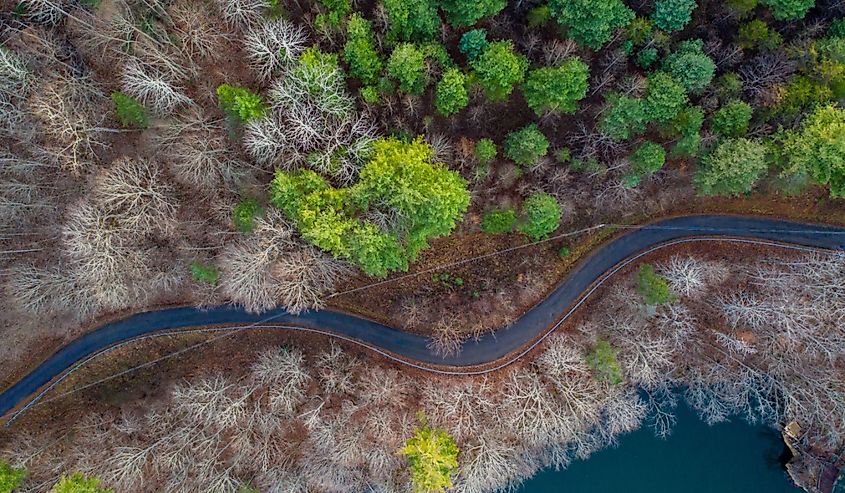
[[50, 473, 113, 493], [481, 208, 517, 233], [519, 192, 561, 240], [643, 72, 688, 123], [270, 138, 470, 277], [695, 138, 769, 195], [522, 58, 590, 115], [383, 0, 440, 42], [233, 197, 263, 233], [387, 43, 427, 94], [400, 413, 460, 493], [470, 40, 528, 101], [548, 0, 635, 49], [435, 68, 469, 116], [712, 100, 753, 138], [475, 138, 497, 163], [0, 461, 25, 493], [458, 29, 489, 60], [651, 0, 696, 32], [600, 94, 647, 140], [630, 141, 666, 175], [504, 124, 549, 166], [782, 104, 845, 197], [662, 39, 715, 94], [216, 84, 266, 122], [344, 13, 382, 85], [586, 339, 623, 384], [637, 263, 672, 304], [190, 261, 219, 284], [440, 0, 505, 27], [760, 0, 815, 20], [111, 91, 148, 128]]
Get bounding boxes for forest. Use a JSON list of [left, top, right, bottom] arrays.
[[1, 0, 845, 490]]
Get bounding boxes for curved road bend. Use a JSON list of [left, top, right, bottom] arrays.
[[2, 215, 845, 418]]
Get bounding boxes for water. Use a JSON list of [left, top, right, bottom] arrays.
[[518, 403, 802, 493]]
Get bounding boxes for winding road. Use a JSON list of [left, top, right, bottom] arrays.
[[2, 215, 845, 421]]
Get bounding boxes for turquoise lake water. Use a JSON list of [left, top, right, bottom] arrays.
[[518, 403, 803, 493]]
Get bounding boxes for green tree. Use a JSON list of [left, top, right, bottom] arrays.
[[643, 72, 688, 123], [475, 138, 497, 163], [548, 0, 635, 49], [637, 263, 671, 304], [782, 104, 845, 197], [737, 20, 782, 50], [270, 138, 470, 277], [668, 105, 704, 157], [522, 58, 590, 115], [695, 138, 769, 195], [111, 91, 148, 128], [387, 43, 427, 94], [481, 208, 517, 233], [50, 473, 113, 493], [518, 192, 561, 240], [190, 261, 219, 284], [400, 413, 460, 493], [383, 0, 440, 42], [0, 461, 25, 493], [727, 0, 758, 16], [586, 339, 623, 384], [344, 13, 382, 85], [760, 0, 815, 20], [651, 0, 696, 32], [636, 47, 659, 68], [216, 84, 266, 122], [435, 68, 469, 116], [662, 39, 715, 94], [600, 94, 647, 140], [458, 29, 489, 60], [233, 197, 263, 233], [629, 141, 666, 175], [440, 0, 505, 27], [829, 17, 845, 38], [504, 124, 549, 166], [470, 40, 528, 101], [712, 100, 753, 137], [527, 4, 552, 28]]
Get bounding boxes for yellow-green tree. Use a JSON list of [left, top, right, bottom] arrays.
[[400, 413, 460, 493], [50, 473, 113, 493]]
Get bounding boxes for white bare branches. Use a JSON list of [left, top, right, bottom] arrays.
[[215, 0, 265, 30], [0, 47, 31, 102], [121, 59, 192, 116], [245, 19, 308, 81]]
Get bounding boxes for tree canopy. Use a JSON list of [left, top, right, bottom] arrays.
[[518, 192, 561, 241], [712, 100, 753, 138], [695, 138, 769, 195], [548, 0, 635, 49], [651, 0, 697, 33], [440, 0, 505, 28], [435, 68, 469, 116], [470, 40, 528, 101], [270, 138, 470, 276], [344, 13, 382, 85], [383, 0, 440, 42], [782, 104, 845, 197], [50, 473, 113, 493], [637, 263, 672, 304], [400, 414, 460, 493], [522, 58, 590, 115], [761, 0, 815, 20], [0, 461, 26, 493], [388, 43, 427, 94], [662, 40, 715, 94], [504, 124, 549, 166]]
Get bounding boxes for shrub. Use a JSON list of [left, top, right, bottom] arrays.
[[630, 141, 666, 175], [527, 4, 551, 28], [668, 105, 704, 157], [111, 91, 148, 128], [626, 16, 653, 45], [554, 147, 572, 163], [233, 197, 264, 233], [586, 339, 623, 384], [344, 13, 382, 85], [519, 192, 561, 241], [435, 68, 469, 116], [782, 104, 845, 197], [737, 20, 782, 50], [651, 0, 696, 33], [727, 0, 758, 16], [0, 461, 26, 493], [643, 72, 688, 123], [387, 43, 427, 94], [191, 261, 219, 284], [270, 138, 469, 277], [216, 84, 266, 122], [470, 40, 528, 101], [481, 208, 517, 233], [504, 124, 549, 166], [600, 94, 647, 140], [712, 100, 753, 138], [637, 263, 671, 304], [475, 138, 497, 163], [50, 473, 113, 493], [400, 413, 460, 493], [662, 39, 715, 94], [383, 0, 440, 42], [458, 29, 489, 60], [548, 0, 635, 49], [760, 0, 815, 20], [522, 58, 590, 115], [558, 245, 571, 257], [440, 0, 505, 27], [695, 138, 769, 196]]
